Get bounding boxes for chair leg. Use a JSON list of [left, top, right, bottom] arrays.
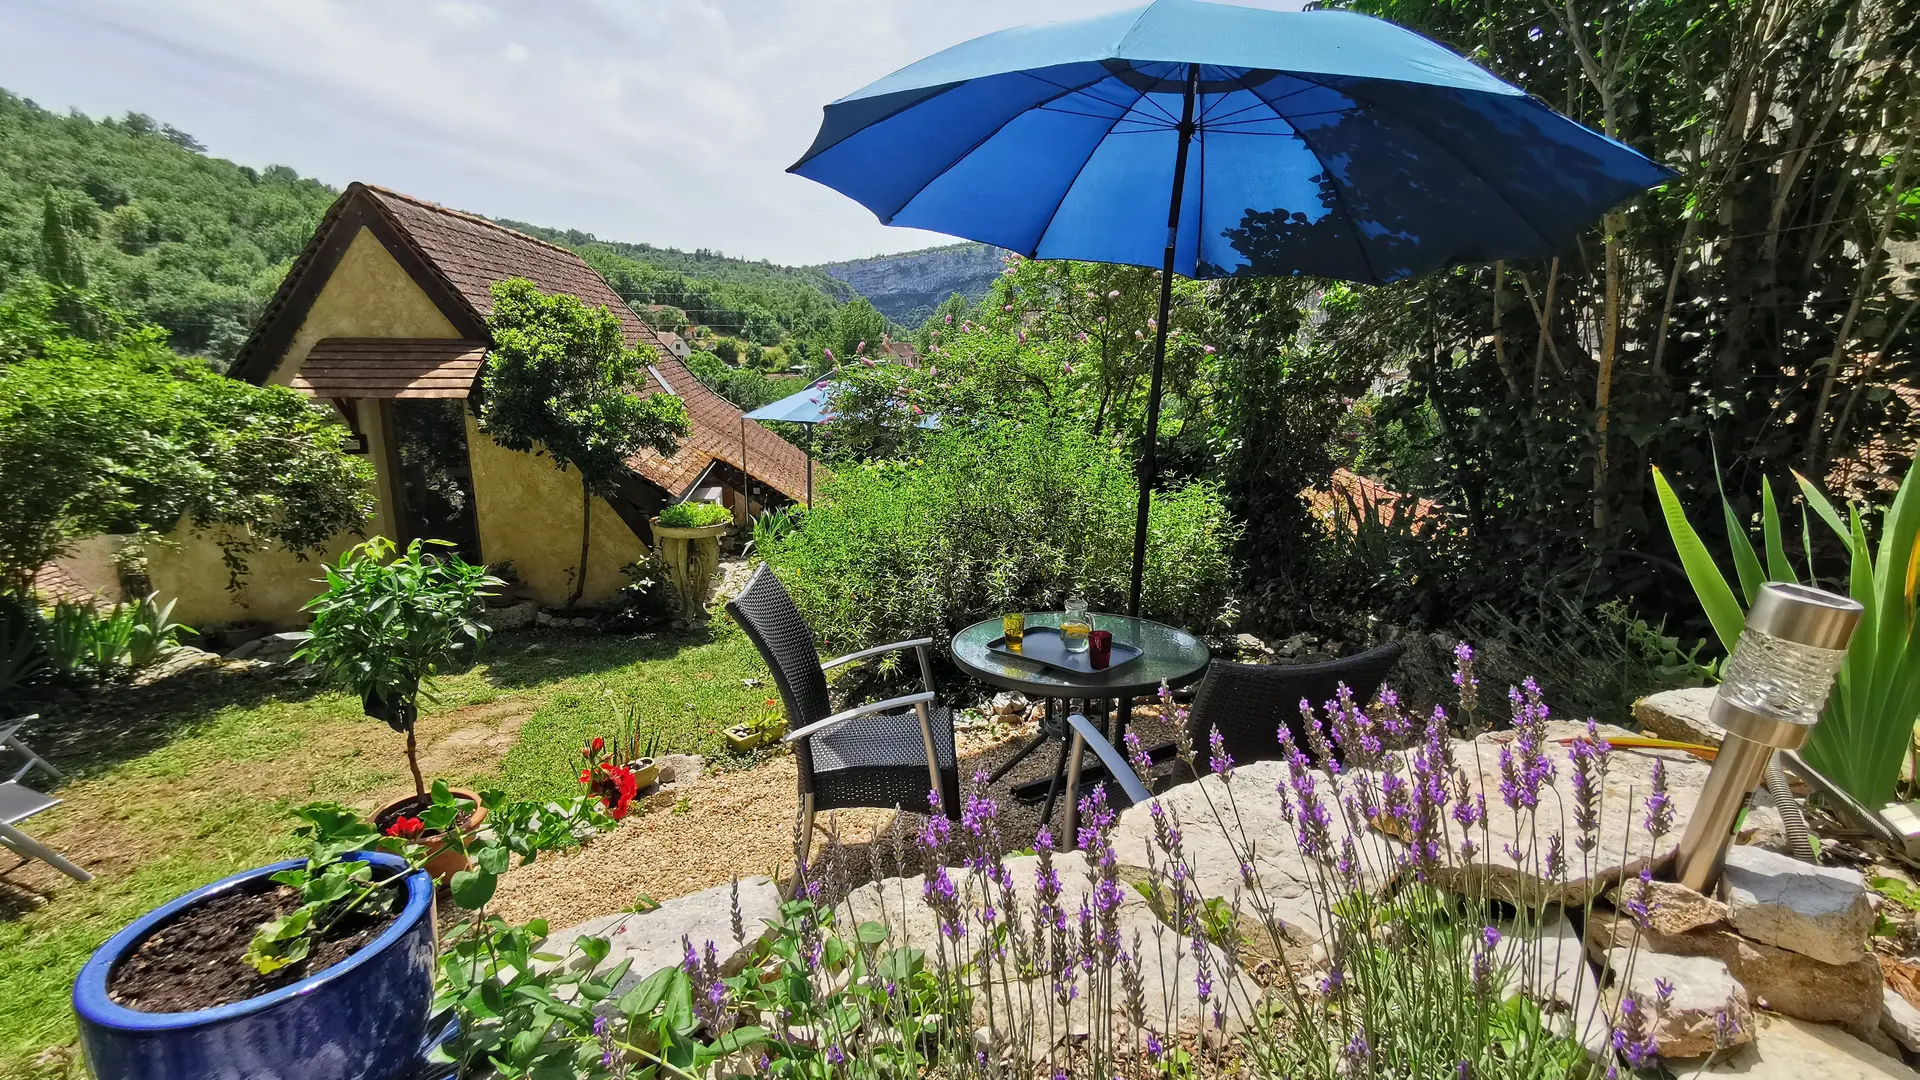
[[5, 737, 60, 783], [1063, 729, 1087, 850], [914, 700, 943, 810], [0, 821, 91, 882], [785, 793, 817, 901]]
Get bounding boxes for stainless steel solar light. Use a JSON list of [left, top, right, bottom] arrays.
[[1673, 583, 1862, 893]]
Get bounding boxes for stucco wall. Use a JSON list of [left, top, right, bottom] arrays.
[[264, 226, 465, 386], [146, 227, 442, 626], [466, 412, 645, 608]]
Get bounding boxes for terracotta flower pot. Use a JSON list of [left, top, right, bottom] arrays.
[[372, 790, 487, 882]]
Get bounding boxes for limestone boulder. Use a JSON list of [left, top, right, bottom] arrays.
[[1426, 722, 1711, 905], [541, 875, 783, 996], [1689, 1013, 1915, 1078], [1721, 845, 1875, 966], [1588, 909, 1883, 1034], [1882, 988, 1920, 1055], [1602, 945, 1753, 1058], [1498, 911, 1611, 1057], [1109, 758, 1401, 951], [1607, 878, 1730, 936], [1632, 686, 1725, 746]]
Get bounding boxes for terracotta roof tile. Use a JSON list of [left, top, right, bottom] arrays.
[[251, 184, 810, 503], [291, 338, 486, 399]]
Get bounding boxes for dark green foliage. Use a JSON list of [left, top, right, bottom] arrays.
[[762, 418, 1238, 656], [0, 91, 338, 361], [683, 349, 792, 411], [708, 336, 739, 364], [823, 296, 892, 367], [1307, 0, 1920, 639], [0, 282, 375, 596]]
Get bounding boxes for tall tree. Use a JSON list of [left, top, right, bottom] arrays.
[[480, 278, 689, 607]]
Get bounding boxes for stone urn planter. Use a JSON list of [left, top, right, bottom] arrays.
[[651, 518, 730, 625], [73, 852, 442, 1080]]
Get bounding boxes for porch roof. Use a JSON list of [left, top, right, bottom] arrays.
[[289, 338, 487, 399]]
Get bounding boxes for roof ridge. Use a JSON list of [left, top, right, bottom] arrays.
[[357, 183, 587, 260]]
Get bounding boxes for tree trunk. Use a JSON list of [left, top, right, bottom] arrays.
[[405, 727, 424, 799], [1593, 217, 1622, 532], [568, 472, 590, 609]]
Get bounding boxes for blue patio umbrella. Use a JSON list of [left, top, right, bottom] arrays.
[[744, 374, 939, 505], [790, 0, 1671, 613]]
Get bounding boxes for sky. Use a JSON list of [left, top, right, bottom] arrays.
[[1, 0, 1305, 266]]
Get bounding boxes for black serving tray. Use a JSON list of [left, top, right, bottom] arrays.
[[987, 626, 1141, 674]]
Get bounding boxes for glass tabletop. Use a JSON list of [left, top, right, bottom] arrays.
[[951, 612, 1211, 698]]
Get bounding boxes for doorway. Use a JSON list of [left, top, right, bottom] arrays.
[[390, 399, 482, 562]]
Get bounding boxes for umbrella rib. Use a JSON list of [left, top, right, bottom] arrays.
[[878, 70, 1122, 225], [1017, 69, 1164, 118], [1227, 66, 1382, 285], [1252, 71, 1559, 255], [1027, 79, 1155, 259]]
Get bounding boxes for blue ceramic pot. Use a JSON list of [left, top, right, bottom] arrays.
[[73, 852, 437, 1080]]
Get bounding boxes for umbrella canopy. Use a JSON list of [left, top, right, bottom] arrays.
[[743, 375, 839, 426], [791, 0, 1670, 611]]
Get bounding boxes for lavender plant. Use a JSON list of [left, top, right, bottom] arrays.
[[467, 644, 1749, 1079]]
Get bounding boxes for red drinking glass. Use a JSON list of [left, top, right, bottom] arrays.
[[1088, 630, 1113, 669]]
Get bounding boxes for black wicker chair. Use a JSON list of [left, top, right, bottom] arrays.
[[1063, 641, 1404, 839], [725, 564, 960, 869]]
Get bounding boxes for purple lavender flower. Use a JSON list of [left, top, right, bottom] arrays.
[[826, 1044, 846, 1066], [1645, 758, 1674, 842], [1146, 1030, 1166, 1060], [1208, 726, 1235, 776], [1452, 641, 1480, 716], [1569, 719, 1611, 854], [1344, 1032, 1371, 1064], [1482, 925, 1502, 950]]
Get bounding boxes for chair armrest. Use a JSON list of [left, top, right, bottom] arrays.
[[1064, 713, 1153, 807], [820, 638, 934, 671], [783, 691, 938, 744]]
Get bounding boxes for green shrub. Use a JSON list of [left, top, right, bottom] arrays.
[[658, 502, 732, 529], [763, 418, 1238, 655]]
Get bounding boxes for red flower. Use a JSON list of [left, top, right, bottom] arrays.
[[597, 762, 640, 820], [591, 736, 605, 754], [385, 815, 425, 840]]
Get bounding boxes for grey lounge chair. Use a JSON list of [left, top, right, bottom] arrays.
[[1061, 644, 1403, 841], [1, 715, 62, 785], [0, 781, 91, 882], [726, 564, 959, 870]]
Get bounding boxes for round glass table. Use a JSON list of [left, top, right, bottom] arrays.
[[952, 612, 1211, 829]]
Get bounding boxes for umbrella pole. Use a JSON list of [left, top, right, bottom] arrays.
[[1129, 63, 1200, 618]]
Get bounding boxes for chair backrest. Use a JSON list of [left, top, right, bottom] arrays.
[[1187, 641, 1405, 766], [725, 564, 832, 731]]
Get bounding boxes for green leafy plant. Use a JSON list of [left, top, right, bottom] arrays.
[[750, 505, 802, 551], [125, 592, 190, 668], [0, 593, 47, 700], [658, 501, 732, 529], [294, 536, 503, 797], [1653, 457, 1920, 806], [480, 277, 689, 608]]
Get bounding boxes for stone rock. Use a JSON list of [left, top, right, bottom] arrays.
[[541, 876, 782, 997], [488, 600, 540, 631], [989, 691, 1029, 717], [1603, 945, 1753, 1058], [1109, 758, 1402, 952], [841, 852, 1258, 1050], [655, 754, 705, 788], [227, 631, 306, 663], [1632, 686, 1726, 746], [1232, 633, 1273, 659], [132, 645, 222, 685], [1588, 909, 1883, 1033], [1884, 988, 1920, 1054], [1721, 845, 1875, 966], [1740, 799, 1793, 854], [1606, 878, 1730, 936], [1423, 722, 1711, 905], [1689, 1013, 1915, 1078], [1499, 911, 1612, 1057]]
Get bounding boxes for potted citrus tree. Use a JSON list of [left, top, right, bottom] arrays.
[[294, 537, 502, 877], [651, 501, 732, 624]]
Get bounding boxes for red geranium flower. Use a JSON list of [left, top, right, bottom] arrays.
[[581, 761, 639, 820], [385, 815, 425, 840], [591, 736, 605, 754]]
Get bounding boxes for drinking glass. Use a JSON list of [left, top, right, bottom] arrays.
[[1001, 612, 1025, 650], [1088, 630, 1113, 669], [1061, 594, 1091, 653]]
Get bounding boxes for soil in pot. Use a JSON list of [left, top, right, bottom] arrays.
[[107, 877, 404, 1013], [372, 793, 476, 838]]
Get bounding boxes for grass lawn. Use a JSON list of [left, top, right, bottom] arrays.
[[0, 624, 775, 1078]]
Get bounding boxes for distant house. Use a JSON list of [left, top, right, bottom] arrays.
[[655, 330, 692, 360], [880, 340, 922, 367], [146, 182, 808, 626]]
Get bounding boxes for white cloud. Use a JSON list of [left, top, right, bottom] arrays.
[[0, 0, 1303, 264]]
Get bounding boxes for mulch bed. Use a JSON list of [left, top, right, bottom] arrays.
[[108, 880, 401, 1013]]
